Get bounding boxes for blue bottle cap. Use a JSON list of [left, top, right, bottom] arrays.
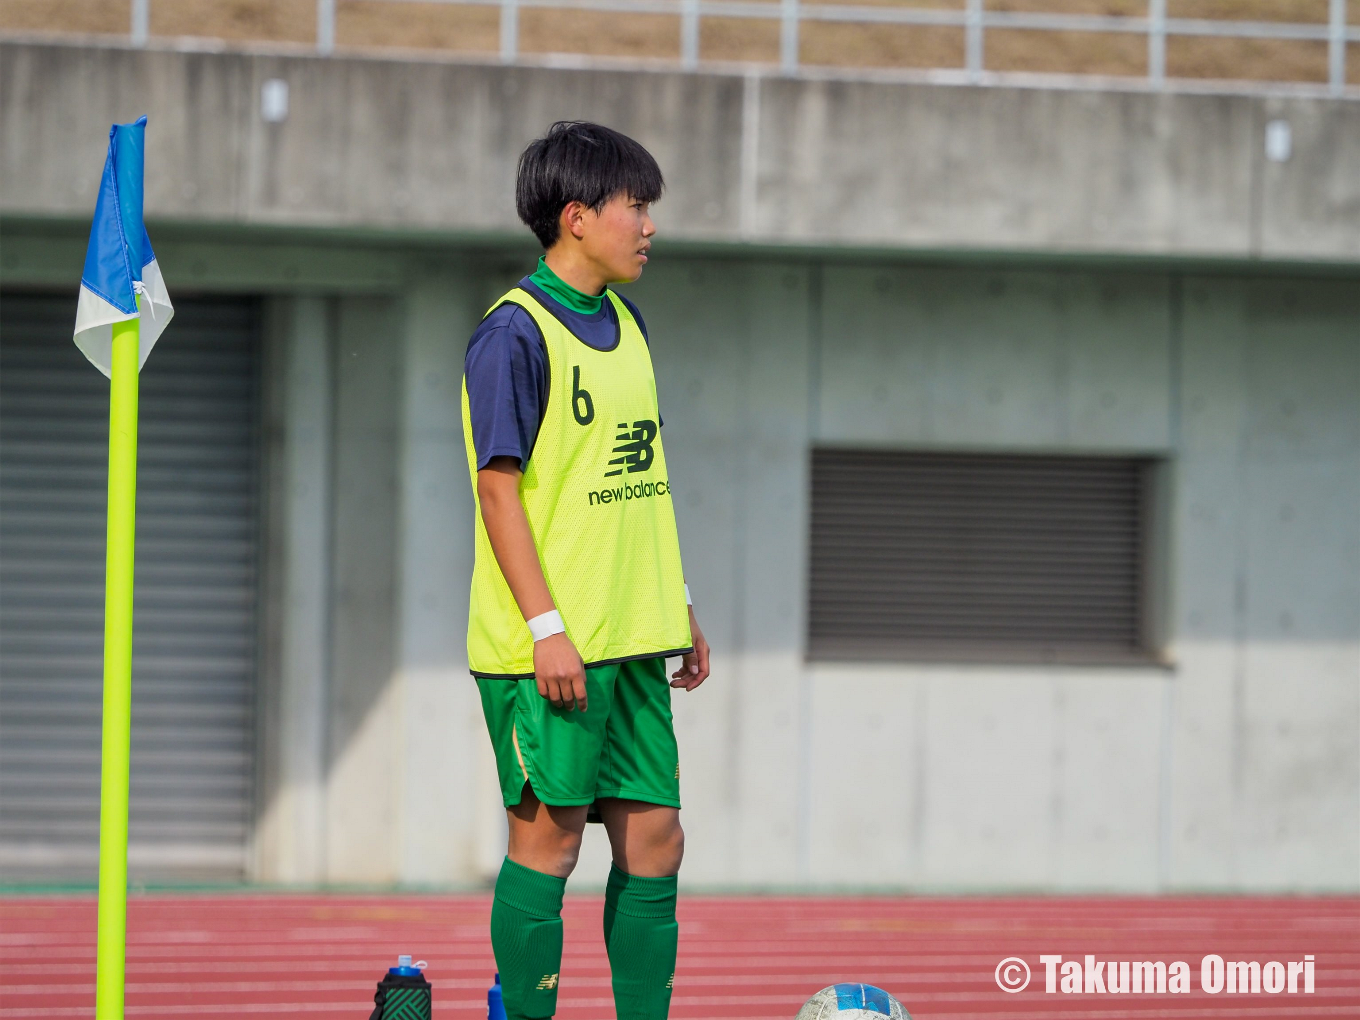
[[389, 954, 426, 977]]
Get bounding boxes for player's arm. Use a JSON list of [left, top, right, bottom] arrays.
[[477, 456, 588, 712]]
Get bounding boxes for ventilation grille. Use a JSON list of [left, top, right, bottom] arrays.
[[809, 449, 1151, 663]]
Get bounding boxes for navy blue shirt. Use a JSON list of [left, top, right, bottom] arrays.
[[464, 277, 654, 471]]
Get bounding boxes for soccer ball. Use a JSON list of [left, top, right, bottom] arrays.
[[795, 984, 911, 1020]]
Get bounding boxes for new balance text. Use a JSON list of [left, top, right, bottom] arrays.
[[588, 479, 670, 506]]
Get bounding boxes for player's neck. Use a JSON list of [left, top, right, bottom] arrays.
[[541, 249, 609, 299], [534, 254, 606, 314]]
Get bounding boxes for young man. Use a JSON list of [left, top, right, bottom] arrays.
[[462, 121, 711, 1020]]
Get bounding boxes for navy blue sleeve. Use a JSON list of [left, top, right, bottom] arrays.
[[463, 304, 549, 471], [615, 293, 663, 427], [617, 293, 649, 342]]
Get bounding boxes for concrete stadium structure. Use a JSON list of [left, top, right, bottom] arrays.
[[1, 39, 1357, 892]]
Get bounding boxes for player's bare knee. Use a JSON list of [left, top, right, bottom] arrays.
[[665, 816, 684, 852], [666, 823, 685, 871], [535, 815, 583, 874], [648, 818, 684, 874], [554, 829, 584, 874]]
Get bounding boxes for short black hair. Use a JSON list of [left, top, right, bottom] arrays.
[[516, 121, 664, 248]]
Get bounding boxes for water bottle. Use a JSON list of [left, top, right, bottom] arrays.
[[368, 954, 431, 1020], [488, 972, 507, 1020]]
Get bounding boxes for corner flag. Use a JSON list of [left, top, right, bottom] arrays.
[[74, 115, 173, 376], [77, 115, 171, 1020]]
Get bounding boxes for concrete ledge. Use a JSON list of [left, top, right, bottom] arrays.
[[2, 40, 1358, 262]]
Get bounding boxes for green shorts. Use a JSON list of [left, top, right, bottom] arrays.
[[477, 655, 681, 811]]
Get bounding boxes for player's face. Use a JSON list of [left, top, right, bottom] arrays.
[[580, 192, 655, 284]]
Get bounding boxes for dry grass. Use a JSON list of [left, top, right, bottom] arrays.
[[337, 1, 498, 54], [803, 23, 964, 70], [812, 0, 961, 8], [1169, 0, 1331, 23], [988, 0, 1146, 14], [1168, 35, 1329, 82], [148, 0, 313, 43], [700, 16, 781, 64], [0, 0, 1351, 85], [987, 29, 1145, 75], [519, 8, 678, 59], [0, 0, 128, 35]]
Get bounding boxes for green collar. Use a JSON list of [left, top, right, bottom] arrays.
[[530, 256, 605, 315]]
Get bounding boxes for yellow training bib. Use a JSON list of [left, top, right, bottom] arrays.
[[462, 288, 691, 678]]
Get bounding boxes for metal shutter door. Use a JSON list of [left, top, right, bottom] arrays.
[[1, 291, 261, 881], [809, 449, 1150, 663]]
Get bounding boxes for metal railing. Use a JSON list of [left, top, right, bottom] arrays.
[[122, 0, 1355, 95]]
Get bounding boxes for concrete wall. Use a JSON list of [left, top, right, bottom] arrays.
[[632, 258, 1359, 892], [3, 37, 1357, 891], [3, 222, 1357, 891], [1172, 278, 1360, 888], [252, 270, 494, 886], [4, 40, 1360, 262]]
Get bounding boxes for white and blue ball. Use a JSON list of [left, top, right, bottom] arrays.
[[795, 984, 911, 1020]]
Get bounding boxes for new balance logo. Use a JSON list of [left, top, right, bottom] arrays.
[[537, 973, 559, 990], [605, 419, 657, 476]]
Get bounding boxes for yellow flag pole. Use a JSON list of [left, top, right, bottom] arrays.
[[95, 312, 140, 1020]]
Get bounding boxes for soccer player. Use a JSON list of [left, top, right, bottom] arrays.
[[462, 121, 711, 1020]]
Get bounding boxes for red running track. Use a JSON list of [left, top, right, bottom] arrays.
[[2, 894, 1357, 1019]]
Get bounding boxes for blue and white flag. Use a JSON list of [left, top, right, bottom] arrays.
[[74, 115, 173, 377]]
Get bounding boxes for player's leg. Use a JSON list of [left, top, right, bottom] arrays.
[[492, 787, 586, 1019], [597, 804, 682, 1020], [478, 672, 611, 1019], [507, 783, 588, 876], [598, 799, 684, 876], [595, 656, 683, 1020]]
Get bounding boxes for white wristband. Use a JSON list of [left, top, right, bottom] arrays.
[[526, 609, 566, 642], [684, 584, 692, 606]]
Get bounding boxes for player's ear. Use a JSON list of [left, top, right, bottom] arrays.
[[561, 201, 589, 240]]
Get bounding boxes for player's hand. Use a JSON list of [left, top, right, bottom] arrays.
[[534, 633, 588, 712], [671, 608, 711, 691]]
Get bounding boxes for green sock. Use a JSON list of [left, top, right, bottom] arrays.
[[603, 865, 679, 1020], [491, 857, 567, 1020]]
